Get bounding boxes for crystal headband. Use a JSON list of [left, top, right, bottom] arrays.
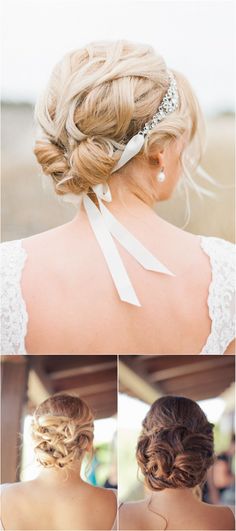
[[112, 70, 179, 173]]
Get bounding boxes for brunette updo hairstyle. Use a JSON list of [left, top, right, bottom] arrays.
[[31, 394, 94, 469], [136, 395, 214, 491], [34, 40, 205, 204]]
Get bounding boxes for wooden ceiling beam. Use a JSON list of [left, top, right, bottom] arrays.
[[134, 355, 206, 369], [162, 380, 233, 398], [66, 380, 117, 397], [49, 360, 117, 380], [36, 355, 117, 374], [76, 390, 117, 419], [119, 360, 162, 404], [160, 366, 234, 393], [149, 356, 234, 382], [52, 368, 117, 392]]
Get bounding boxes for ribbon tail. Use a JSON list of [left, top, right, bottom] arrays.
[[98, 200, 175, 277], [83, 195, 141, 307]]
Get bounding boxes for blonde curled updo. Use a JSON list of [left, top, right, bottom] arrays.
[[31, 394, 94, 469], [34, 40, 205, 203], [136, 396, 214, 491]]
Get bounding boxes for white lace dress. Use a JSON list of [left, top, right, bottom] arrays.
[[0, 237, 235, 355]]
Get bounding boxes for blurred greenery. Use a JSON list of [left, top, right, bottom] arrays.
[[76, 441, 116, 487], [214, 425, 232, 455]]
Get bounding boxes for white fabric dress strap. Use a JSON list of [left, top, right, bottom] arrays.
[[0, 240, 28, 354], [63, 183, 175, 306], [199, 236, 235, 354]]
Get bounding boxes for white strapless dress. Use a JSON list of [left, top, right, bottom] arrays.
[[0, 236, 235, 355]]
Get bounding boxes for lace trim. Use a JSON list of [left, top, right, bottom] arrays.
[[1, 240, 28, 354], [0, 236, 234, 355], [200, 236, 235, 354]]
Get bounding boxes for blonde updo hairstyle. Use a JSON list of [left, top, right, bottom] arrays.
[[31, 394, 94, 470], [34, 40, 205, 205], [136, 395, 214, 491]]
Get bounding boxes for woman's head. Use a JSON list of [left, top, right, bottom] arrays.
[[31, 394, 94, 470], [136, 395, 214, 491], [34, 40, 205, 204]]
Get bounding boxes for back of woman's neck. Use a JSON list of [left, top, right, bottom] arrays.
[[36, 466, 84, 487], [149, 487, 200, 507]]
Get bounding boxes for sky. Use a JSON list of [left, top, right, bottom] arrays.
[[2, 0, 235, 115]]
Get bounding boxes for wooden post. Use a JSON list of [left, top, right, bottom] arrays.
[[1, 356, 28, 484]]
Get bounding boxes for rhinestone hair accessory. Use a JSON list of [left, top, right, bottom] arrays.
[[112, 70, 179, 173], [141, 71, 179, 135]]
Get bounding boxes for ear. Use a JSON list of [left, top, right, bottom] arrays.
[[148, 147, 165, 168], [85, 440, 93, 452]]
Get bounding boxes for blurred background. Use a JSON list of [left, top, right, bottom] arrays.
[[118, 355, 235, 508], [1, 355, 117, 489], [2, 0, 235, 242]]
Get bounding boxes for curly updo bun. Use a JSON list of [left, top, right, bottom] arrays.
[[31, 394, 94, 469], [34, 40, 204, 202], [136, 396, 214, 491]]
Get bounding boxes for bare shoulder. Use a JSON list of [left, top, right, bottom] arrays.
[[203, 502, 235, 530], [21, 221, 71, 249], [88, 486, 117, 529], [1, 482, 24, 496], [0, 482, 30, 520], [213, 505, 235, 530], [87, 485, 117, 517], [1, 480, 35, 500], [90, 484, 117, 504]]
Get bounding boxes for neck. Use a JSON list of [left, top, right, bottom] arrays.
[[149, 487, 200, 507], [108, 171, 153, 209], [37, 463, 84, 486], [71, 175, 163, 230]]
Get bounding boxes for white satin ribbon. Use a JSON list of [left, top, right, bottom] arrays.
[[62, 183, 175, 306], [111, 133, 145, 173]]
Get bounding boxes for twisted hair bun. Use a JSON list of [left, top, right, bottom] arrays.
[[136, 396, 214, 491], [34, 40, 204, 201], [31, 394, 94, 469]]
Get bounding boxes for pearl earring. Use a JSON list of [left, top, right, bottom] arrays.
[[157, 169, 166, 183]]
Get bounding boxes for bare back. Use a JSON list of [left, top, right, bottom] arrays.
[[119, 498, 235, 531], [0, 480, 117, 530], [21, 206, 214, 354]]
